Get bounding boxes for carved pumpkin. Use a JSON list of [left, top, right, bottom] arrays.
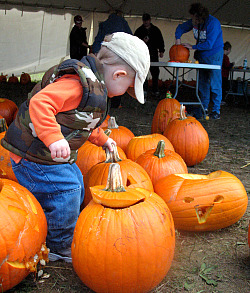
[[126, 133, 175, 162], [163, 105, 209, 166], [72, 163, 175, 293], [76, 130, 127, 178], [103, 116, 134, 152], [8, 74, 19, 84], [83, 146, 153, 208], [136, 140, 188, 187], [0, 98, 18, 126], [0, 178, 49, 291], [20, 72, 31, 85], [169, 44, 190, 62], [151, 91, 181, 134], [154, 171, 248, 231]]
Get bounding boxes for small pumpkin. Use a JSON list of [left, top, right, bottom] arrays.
[[169, 44, 190, 62], [136, 140, 188, 187], [163, 105, 209, 166], [154, 171, 248, 231], [0, 98, 18, 126], [0, 178, 49, 291], [8, 74, 19, 84], [0, 73, 7, 83], [103, 116, 135, 152], [83, 146, 153, 208], [72, 163, 175, 293], [151, 91, 181, 134], [20, 72, 31, 85], [125, 133, 174, 162]]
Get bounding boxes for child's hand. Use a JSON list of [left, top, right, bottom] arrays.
[[49, 139, 71, 159], [102, 138, 116, 152]]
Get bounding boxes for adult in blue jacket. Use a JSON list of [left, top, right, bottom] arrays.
[[175, 3, 224, 120]]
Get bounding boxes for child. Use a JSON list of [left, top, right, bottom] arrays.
[[1, 32, 150, 262], [222, 41, 235, 101]]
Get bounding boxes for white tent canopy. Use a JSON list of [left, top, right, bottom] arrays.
[[0, 1, 249, 81]]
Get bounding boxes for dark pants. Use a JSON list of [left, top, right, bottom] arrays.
[[145, 52, 160, 92]]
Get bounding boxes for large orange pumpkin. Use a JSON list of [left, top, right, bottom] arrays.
[[72, 163, 175, 293], [169, 44, 190, 62], [154, 171, 248, 231], [83, 146, 153, 207], [0, 178, 49, 291], [76, 131, 127, 178], [163, 105, 209, 166], [126, 133, 175, 161], [136, 140, 188, 187], [103, 116, 135, 152], [0, 98, 18, 126], [151, 91, 181, 134]]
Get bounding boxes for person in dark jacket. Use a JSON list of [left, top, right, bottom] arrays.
[[134, 13, 165, 95], [70, 15, 90, 60], [222, 41, 234, 101]]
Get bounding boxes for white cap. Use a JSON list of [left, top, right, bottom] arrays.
[[101, 32, 150, 104]]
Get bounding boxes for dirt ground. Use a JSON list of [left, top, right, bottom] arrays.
[[1, 82, 250, 293]]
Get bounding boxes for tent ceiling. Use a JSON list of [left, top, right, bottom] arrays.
[[0, 0, 249, 28]]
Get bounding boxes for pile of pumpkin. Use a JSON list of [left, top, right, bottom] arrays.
[[0, 92, 248, 292], [0, 72, 31, 84]]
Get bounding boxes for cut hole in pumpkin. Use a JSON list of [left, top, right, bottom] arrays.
[[214, 195, 224, 203], [195, 204, 214, 224], [183, 197, 194, 203], [126, 175, 137, 186]]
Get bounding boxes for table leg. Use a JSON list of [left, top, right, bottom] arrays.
[[173, 67, 179, 99], [195, 69, 207, 118]]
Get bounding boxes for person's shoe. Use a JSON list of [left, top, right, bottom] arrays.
[[49, 248, 72, 263], [210, 111, 220, 120], [204, 109, 209, 120]]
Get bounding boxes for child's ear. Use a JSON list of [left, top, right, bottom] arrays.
[[113, 70, 127, 80]]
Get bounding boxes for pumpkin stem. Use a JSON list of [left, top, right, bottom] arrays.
[[104, 129, 111, 137], [0, 116, 8, 132], [104, 163, 126, 192], [166, 91, 173, 99], [105, 145, 122, 163], [154, 140, 166, 158], [107, 116, 119, 129], [179, 104, 187, 120]]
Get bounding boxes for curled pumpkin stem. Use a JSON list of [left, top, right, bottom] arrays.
[[179, 104, 187, 120]]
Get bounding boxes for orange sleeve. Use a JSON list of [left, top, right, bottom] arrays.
[[88, 127, 108, 146], [29, 75, 83, 147]]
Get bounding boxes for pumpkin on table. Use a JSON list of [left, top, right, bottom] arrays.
[[151, 91, 181, 134], [169, 44, 190, 62], [20, 72, 31, 85], [0, 178, 49, 292], [126, 133, 174, 162], [0, 98, 18, 126], [136, 140, 188, 187], [103, 116, 135, 152], [72, 163, 175, 293], [163, 105, 209, 166], [8, 74, 19, 84], [154, 171, 248, 231], [83, 146, 153, 208]]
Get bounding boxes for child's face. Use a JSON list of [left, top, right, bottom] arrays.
[[104, 66, 135, 98], [224, 48, 231, 55]]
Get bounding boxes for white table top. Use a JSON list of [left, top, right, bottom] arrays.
[[151, 61, 221, 70]]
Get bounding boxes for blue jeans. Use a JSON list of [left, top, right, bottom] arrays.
[[198, 50, 224, 115], [11, 159, 84, 252]]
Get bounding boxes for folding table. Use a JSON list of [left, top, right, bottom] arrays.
[[150, 62, 221, 118]]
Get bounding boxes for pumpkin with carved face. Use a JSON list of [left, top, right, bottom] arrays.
[[154, 171, 248, 231], [0, 179, 49, 291]]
